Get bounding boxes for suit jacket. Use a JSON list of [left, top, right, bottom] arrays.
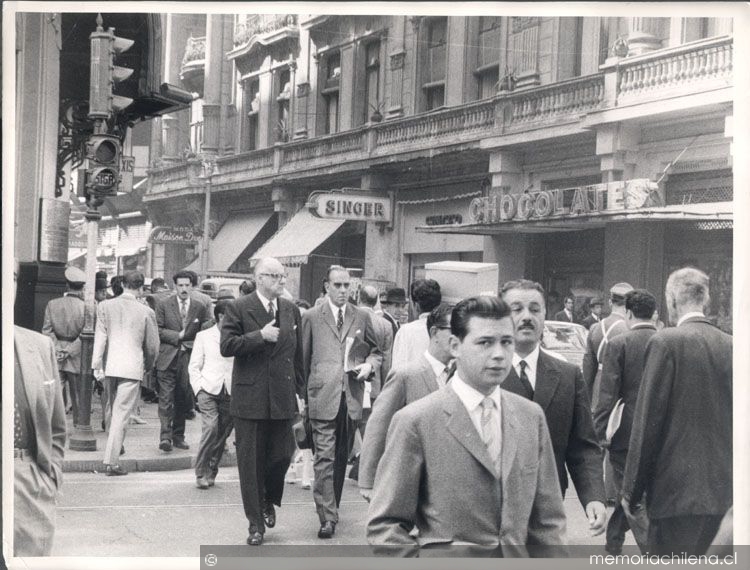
[[359, 353, 439, 490], [553, 309, 576, 324], [302, 301, 383, 421], [92, 294, 160, 381], [220, 292, 304, 420], [367, 387, 567, 555], [156, 294, 211, 371], [361, 306, 394, 399], [14, 326, 67, 488], [622, 317, 732, 519], [42, 293, 85, 373], [582, 314, 628, 401], [502, 349, 605, 508], [581, 314, 600, 330], [592, 324, 657, 452]]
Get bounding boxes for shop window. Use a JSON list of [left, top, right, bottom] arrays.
[[275, 69, 291, 143], [363, 40, 381, 123], [244, 79, 260, 151], [321, 51, 341, 134], [421, 18, 447, 111], [475, 16, 501, 100]]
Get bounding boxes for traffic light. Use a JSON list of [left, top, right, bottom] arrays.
[[89, 14, 135, 119], [85, 134, 122, 197]]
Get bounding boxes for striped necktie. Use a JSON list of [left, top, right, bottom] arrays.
[[480, 397, 502, 477]]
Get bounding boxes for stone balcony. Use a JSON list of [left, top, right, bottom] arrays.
[[180, 36, 206, 93]]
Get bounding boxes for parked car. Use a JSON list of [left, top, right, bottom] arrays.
[[541, 320, 589, 370], [198, 277, 249, 301]]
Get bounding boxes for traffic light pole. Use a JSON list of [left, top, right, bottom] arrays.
[[200, 157, 215, 277]]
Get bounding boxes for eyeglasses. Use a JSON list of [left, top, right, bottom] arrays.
[[330, 282, 350, 289], [259, 273, 287, 281]]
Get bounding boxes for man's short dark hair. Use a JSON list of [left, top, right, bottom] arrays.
[[214, 299, 231, 321], [110, 275, 124, 297], [151, 277, 166, 293], [172, 270, 193, 284], [411, 279, 441, 313], [426, 303, 453, 334], [325, 265, 347, 282], [239, 280, 256, 296], [500, 279, 546, 299], [564, 295, 574, 304], [122, 271, 145, 290], [68, 280, 84, 291], [626, 289, 657, 320], [185, 270, 199, 286], [451, 296, 512, 341]]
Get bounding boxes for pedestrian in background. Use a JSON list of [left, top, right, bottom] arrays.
[[622, 268, 732, 555], [189, 300, 235, 490], [390, 279, 441, 370], [92, 271, 159, 476], [582, 297, 604, 330], [554, 295, 577, 323], [379, 287, 407, 338]]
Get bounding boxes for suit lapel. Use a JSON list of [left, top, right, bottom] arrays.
[[247, 292, 272, 329], [443, 388, 496, 476], [499, 391, 519, 489], [501, 367, 524, 395], [533, 351, 560, 412], [419, 355, 439, 392], [270, 299, 290, 357], [15, 328, 40, 425], [320, 301, 342, 342], [340, 303, 356, 340]]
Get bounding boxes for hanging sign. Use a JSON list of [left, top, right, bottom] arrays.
[[308, 190, 392, 223], [148, 226, 201, 244]]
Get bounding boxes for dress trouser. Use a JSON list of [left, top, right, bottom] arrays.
[[310, 393, 357, 524], [607, 450, 649, 551], [59, 370, 79, 417], [648, 515, 724, 556], [103, 377, 141, 465], [14, 455, 58, 556], [158, 351, 191, 443], [233, 416, 295, 534], [195, 388, 234, 480]]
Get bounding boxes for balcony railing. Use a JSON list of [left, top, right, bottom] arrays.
[[282, 130, 365, 165], [234, 15, 298, 47], [616, 35, 732, 101], [182, 36, 206, 66]]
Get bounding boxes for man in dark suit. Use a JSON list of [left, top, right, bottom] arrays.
[[301, 265, 382, 539], [622, 268, 732, 555], [359, 303, 454, 500], [155, 270, 210, 452], [379, 287, 407, 338], [593, 289, 657, 554], [220, 257, 304, 546], [367, 296, 566, 555], [581, 297, 604, 330], [500, 279, 607, 538], [554, 295, 577, 323]]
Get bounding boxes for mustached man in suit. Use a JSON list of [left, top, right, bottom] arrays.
[[622, 268, 732, 555], [220, 257, 305, 546], [93, 271, 160, 476], [301, 265, 382, 539], [13, 262, 67, 556], [500, 279, 607, 538], [155, 270, 211, 452], [358, 303, 454, 501], [367, 296, 566, 556]]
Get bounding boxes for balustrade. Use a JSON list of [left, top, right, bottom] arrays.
[[507, 74, 604, 125], [282, 130, 364, 164]]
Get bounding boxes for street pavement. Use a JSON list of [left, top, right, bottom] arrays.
[[53, 467, 632, 558]]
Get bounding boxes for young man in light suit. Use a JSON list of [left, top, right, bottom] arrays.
[[93, 271, 160, 475], [301, 265, 382, 539], [367, 296, 566, 556], [358, 303, 454, 500]]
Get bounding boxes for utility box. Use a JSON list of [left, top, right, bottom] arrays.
[[424, 261, 499, 304]]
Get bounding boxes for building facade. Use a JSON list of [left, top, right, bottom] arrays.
[[145, 13, 733, 330]]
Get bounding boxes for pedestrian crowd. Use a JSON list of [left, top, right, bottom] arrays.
[[14, 258, 732, 558]]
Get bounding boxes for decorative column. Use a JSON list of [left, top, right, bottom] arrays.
[[201, 14, 223, 154], [627, 17, 663, 56], [162, 14, 193, 162], [272, 186, 295, 227], [596, 123, 639, 183]]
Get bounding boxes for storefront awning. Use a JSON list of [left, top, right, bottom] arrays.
[[250, 208, 346, 266], [187, 210, 275, 272], [416, 202, 733, 235]]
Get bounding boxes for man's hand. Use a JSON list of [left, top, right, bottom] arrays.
[[178, 329, 186, 340], [56, 349, 69, 362], [93, 368, 105, 381], [353, 362, 373, 381], [585, 501, 607, 536], [360, 488, 373, 503], [261, 318, 280, 343]]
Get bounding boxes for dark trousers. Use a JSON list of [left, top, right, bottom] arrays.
[[194, 388, 234, 480], [233, 416, 295, 534], [648, 515, 724, 556], [607, 450, 649, 551], [157, 351, 191, 443], [310, 393, 357, 524]]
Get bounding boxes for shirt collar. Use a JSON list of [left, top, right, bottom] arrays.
[[178, 295, 190, 306], [423, 350, 449, 378], [418, 312, 429, 319], [630, 322, 656, 330], [677, 311, 705, 327], [328, 298, 345, 317], [513, 343, 540, 374], [451, 373, 501, 411], [121, 292, 137, 300], [256, 290, 276, 311]]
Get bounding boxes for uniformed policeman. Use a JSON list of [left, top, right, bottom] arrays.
[[42, 266, 87, 416]]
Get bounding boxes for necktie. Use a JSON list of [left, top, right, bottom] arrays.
[[437, 366, 449, 388], [180, 300, 188, 327], [518, 360, 534, 400], [268, 301, 275, 317], [480, 397, 502, 476], [337, 308, 344, 331]]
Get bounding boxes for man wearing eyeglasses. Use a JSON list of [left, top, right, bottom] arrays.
[[301, 265, 382, 539], [220, 257, 305, 546]]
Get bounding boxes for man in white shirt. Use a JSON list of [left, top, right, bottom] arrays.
[[189, 299, 235, 489], [390, 279, 442, 370], [367, 296, 566, 555]]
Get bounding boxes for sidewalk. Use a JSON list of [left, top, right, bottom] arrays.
[[62, 397, 237, 473]]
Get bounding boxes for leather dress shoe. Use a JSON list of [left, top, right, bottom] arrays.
[[246, 531, 264, 546], [317, 521, 336, 539], [159, 439, 173, 452], [120, 445, 125, 456], [196, 476, 210, 490], [105, 464, 128, 476], [173, 439, 190, 450], [263, 503, 276, 528]]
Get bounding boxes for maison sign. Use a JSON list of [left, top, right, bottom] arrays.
[[468, 179, 659, 224], [148, 226, 201, 244], [308, 191, 392, 223]]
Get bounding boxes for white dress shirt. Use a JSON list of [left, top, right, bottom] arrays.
[[677, 311, 705, 327], [327, 298, 346, 322], [423, 350, 450, 388], [512, 344, 541, 390], [178, 295, 191, 316], [256, 290, 277, 315], [188, 325, 234, 396], [450, 374, 502, 448], [390, 313, 430, 371]]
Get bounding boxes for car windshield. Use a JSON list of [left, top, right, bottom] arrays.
[[542, 323, 587, 352]]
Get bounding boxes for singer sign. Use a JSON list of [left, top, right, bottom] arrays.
[[308, 191, 392, 223]]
